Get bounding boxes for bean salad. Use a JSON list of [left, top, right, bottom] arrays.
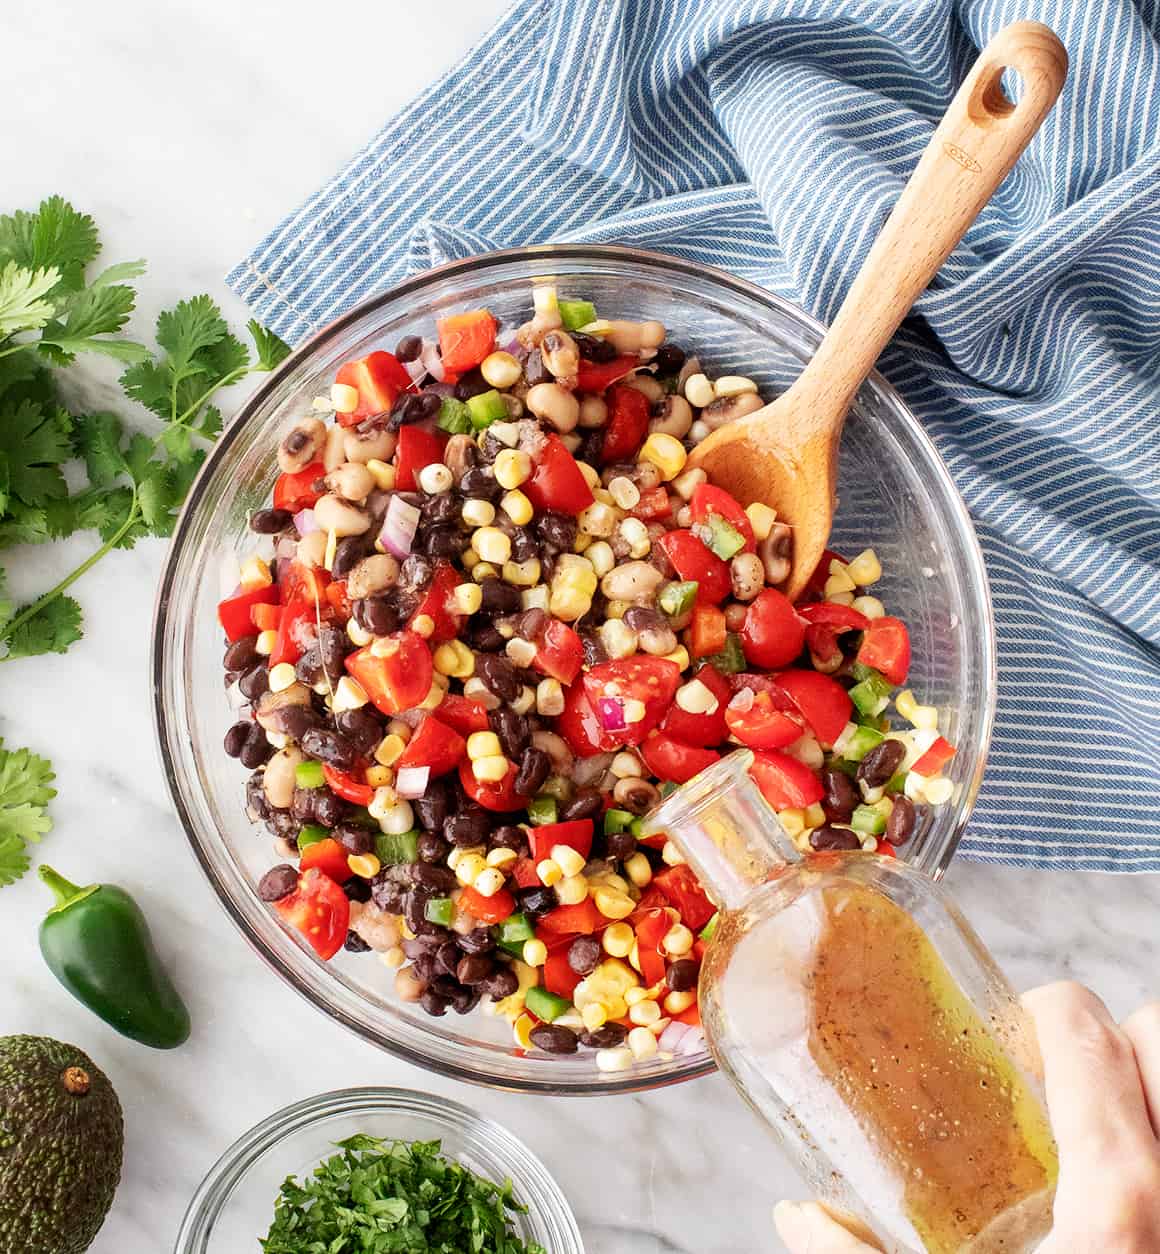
[[217, 286, 959, 1069]]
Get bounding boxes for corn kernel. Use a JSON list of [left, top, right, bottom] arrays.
[[556, 874, 589, 906], [828, 590, 855, 606], [676, 677, 719, 715], [629, 999, 662, 1026], [846, 548, 882, 587], [778, 808, 806, 838], [596, 1047, 633, 1073], [628, 940, 642, 974], [608, 476, 641, 509], [552, 845, 587, 879], [462, 499, 496, 528], [511, 685, 536, 715], [661, 841, 686, 867], [419, 675, 447, 710], [852, 594, 886, 621], [714, 374, 758, 398], [671, 466, 707, 500], [448, 582, 482, 617], [472, 754, 510, 783], [599, 618, 638, 661], [594, 887, 635, 920], [493, 447, 533, 490], [804, 802, 827, 829], [582, 541, 613, 578], [473, 866, 508, 898], [602, 922, 634, 957], [331, 675, 368, 713], [472, 527, 512, 565], [662, 924, 695, 956], [471, 562, 500, 584], [365, 458, 396, 492], [824, 570, 857, 599], [619, 516, 652, 558], [578, 501, 620, 538], [455, 852, 488, 887], [663, 990, 697, 1016], [486, 846, 518, 870], [255, 629, 278, 656], [347, 852, 381, 879], [479, 350, 522, 390], [374, 734, 407, 767], [433, 639, 474, 679], [896, 689, 920, 725], [461, 549, 480, 571], [638, 432, 687, 481], [503, 637, 536, 669], [513, 1013, 536, 1049], [463, 676, 501, 710], [381, 946, 406, 968], [622, 698, 647, 724], [347, 618, 373, 647], [536, 677, 565, 717], [268, 662, 297, 692], [330, 382, 359, 413], [623, 986, 654, 1008], [924, 777, 954, 805], [239, 554, 272, 591], [604, 598, 629, 620], [610, 751, 642, 779], [628, 1026, 659, 1060], [682, 372, 715, 408], [744, 501, 777, 541], [623, 851, 653, 888], [658, 648, 688, 675], [537, 858, 563, 888], [365, 765, 394, 788], [581, 1002, 608, 1032], [503, 557, 542, 588], [466, 731, 501, 763]]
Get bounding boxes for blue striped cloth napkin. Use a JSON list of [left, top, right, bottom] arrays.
[[229, 0, 1160, 872]]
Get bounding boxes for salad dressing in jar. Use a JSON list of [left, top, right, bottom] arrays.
[[642, 752, 1057, 1253]]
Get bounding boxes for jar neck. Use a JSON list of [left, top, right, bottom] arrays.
[[640, 750, 799, 912]]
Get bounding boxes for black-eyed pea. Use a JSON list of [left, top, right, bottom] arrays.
[[578, 395, 608, 429], [314, 493, 372, 537], [394, 965, 426, 1002], [343, 427, 397, 464], [540, 330, 580, 383], [526, 382, 579, 433], [296, 530, 328, 568], [327, 461, 375, 503], [605, 319, 666, 354], [700, 391, 764, 431], [443, 433, 478, 484], [262, 745, 304, 809], [624, 374, 665, 404], [730, 551, 765, 601], [277, 417, 326, 473], [759, 524, 793, 585], [648, 394, 693, 439], [600, 560, 665, 602], [346, 554, 400, 599], [322, 423, 347, 472]]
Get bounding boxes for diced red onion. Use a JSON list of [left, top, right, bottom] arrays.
[[572, 752, 613, 788], [395, 765, 430, 799], [657, 1021, 689, 1053], [676, 1027, 706, 1055], [728, 687, 755, 713], [379, 495, 420, 558], [419, 338, 446, 383], [293, 507, 319, 536], [393, 707, 425, 729], [597, 697, 627, 732]]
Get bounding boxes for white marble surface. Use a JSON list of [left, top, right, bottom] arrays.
[[2, 2, 1158, 1251]]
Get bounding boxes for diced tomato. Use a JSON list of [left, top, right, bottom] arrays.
[[634, 909, 670, 987], [630, 886, 669, 920], [797, 602, 871, 632], [653, 865, 716, 932], [802, 548, 848, 602], [740, 588, 805, 669], [436, 694, 492, 736], [804, 624, 843, 670], [274, 868, 349, 960], [912, 735, 956, 777], [325, 580, 353, 622], [641, 733, 720, 784], [395, 426, 448, 492], [322, 764, 376, 806], [632, 485, 671, 522], [436, 309, 497, 374], [749, 750, 824, 811], [523, 434, 594, 516], [690, 484, 755, 552], [279, 560, 329, 607], [408, 561, 465, 643], [725, 688, 803, 750], [512, 856, 541, 889], [251, 602, 281, 632], [557, 681, 610, 756], [658, 530, 732, 604], [660, 664, 729, 747], [397, 715, 465, 778], [299, 837, 353, 884], [527, 819, 594, 865], [458, 759, 523, 812], [533, 619, 583, 686], [537, 898, 603, 936], [857, 617, 911, 685], [601, 384, 651, 464], [582, 657, 682, 747], [690, 603, 727, 659], [774, 669, 852, 747], [345, 633, 433, 715], [334, 352, 412, 427], [273, 461, 327, 513], [875, 840, 897, 858], [543, 943, 583, 999], [269, 598, 318, 668], [459, 884, 517, 925], [217, 585, 279, 642], [576, 355, 640, 393]]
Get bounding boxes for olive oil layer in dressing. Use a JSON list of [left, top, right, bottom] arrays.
[[806, 886, 1058, 1252]]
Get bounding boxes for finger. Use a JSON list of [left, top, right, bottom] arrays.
[[1022, 982, 1156, 1164], [1122, 1000, 1160, 1139], [774, 1200, 883, 1253]]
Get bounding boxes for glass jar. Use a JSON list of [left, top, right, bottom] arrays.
[[643, 752, 1057, 1253]]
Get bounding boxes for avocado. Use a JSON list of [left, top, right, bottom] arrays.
[[0, 1035, 123, 1254]]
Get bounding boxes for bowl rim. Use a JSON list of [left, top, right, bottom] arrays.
[[153, 242, 997, 1093], [172, 1085, 585, 1253]]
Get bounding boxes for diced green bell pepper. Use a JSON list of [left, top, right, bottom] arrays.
[[884, 771, 909, 795], [375, 830, 420, 865], [839, 725, 885, 763], [539, 774, 572, 802], [497, 913, 535, 946], [466, 389, 508, 430], [424, 897, 455, 928], [294, 761, 326, 790], [437, 396, 473, 434], [849, 672, 893, 717], [849, 661, 881, 684], [659, 780, 679, 799], [699, 912, 720, 942], [629, 817, 645, 838], [850, 806, 886, 836], [659, 580, 699, 619], [296, 824, 328, 851], [703, 514, 745, 560], [526, 986, 572, 1023], [603, 808, 635, 835], [559, 299, 598, 331], [527, 795, 559, 826], [707, 633, 746, 675]]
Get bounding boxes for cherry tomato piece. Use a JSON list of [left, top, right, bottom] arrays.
[[274, 868, 350, 960], [397, 715, 466, 778], [299, 837, 354, 884], [334, 352, 412, 427], [582, 656, 682, 747], [436, 694, 492, 736], [218, 586, 279, 642], [408, 561, 465, 644], [458, 759, 524, 812], [345, 633, 434, 716], [857, 616, 911, 685], [724, 689, 803, 750], [690, 484, 755, 552], [641, 733, 720, 784], [797, 602, 871, 632], [749, 750, 824, 811], [660, 664, 730, 748], [601, 384, 651, 464], [773, 669, 852, 747], [575, 355, 640, 393], [322, 764, 376, 806], [527, 819, 594, 865], [523, 434, 594, 516], [533, 619, 584, 686], [653, 864, 717, 932], [395, 426, 448, 492], [657, 530, 732, 604], [739, 588, 805, 669], [459, 885, 517, 925], [273, 461, 327, 512]]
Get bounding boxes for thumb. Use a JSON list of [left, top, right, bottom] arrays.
[[774, 1200, 885, 1253]]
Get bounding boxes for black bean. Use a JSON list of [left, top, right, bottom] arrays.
[[452, 986, 482, 1015], [257, 864, 299, 902], [536, 512, 576, 551], [344, 877, 372, 903], [344, 930, 372, 953], [560, 788, 602, 822], [403, 888, 441, 936], [474, 651, 520, 701], [580, 1023, 628, 1048], [517, 608, 548, 641], [431, 975, 461, 1000], [580, 632, 608, 668], [530, 1025, 579, 1055], [434, 940, 461, 978], [606, 830, 637, 861], [419, 990, 450, 1017], [334, 823, 374, 855], [402, 935, 441, 960], [445, 810, 491, 848], [300, 727, 357, 771], [482, 966, 520, 999], [355, 595, 401, 636], [335, 707, 385, 757], [454, 368, 490, 400], [568, 935, 602, 976], [407, 865, 454, 895], [239, 663, 269, 701], [666, 958, 700, 992], [395, 334, 423, 362], [509, 527, 539, 563], [264, 703, 321, 742], [478, 579, 520, 616], [458, 928, 496, 956], [523, 348, 550, 385], [489, 709, 529, 759], [654, 344, 686, 374], [414, 833, 447, 865], [290, 787, 320, 823], [387, 392, 434, 432], [422, 492, 462, 526], [885, 795, 917, 845], [370, 867, 410, 913], [514, 747, 551, 798], [411, 953, 437, 983], [470, 621, 506, 652], [294, 647, 325, 687], [490, 825, 526, 852], [239, 724, 272, 769], [822, 768, 859, 823], [461, 466, 502, 501], [623, 606, 667, 632], [517, 886, 557, 919], [314, 791, 346, 828], [414, 778, 453, 831], [224, 636, 260, 672], [573, 331, 617, 363], [397, 554, 432, 592], [331, 535, 373, 579], [246, 772, 271, 821], [857, 739, 906, 789], [265, 809, 298, 841], [224, 721, 250, 758], [423, 526, 463, 559], [456, 954, 494, 986], [810, 825, 862, 852], [249, 507, 293, 535]]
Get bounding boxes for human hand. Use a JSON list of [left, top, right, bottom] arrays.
[[773, 982, 1160, 1252]]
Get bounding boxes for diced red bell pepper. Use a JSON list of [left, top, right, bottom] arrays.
[[797, 602, 871, 632], [279, 560, 330, 607], [660, 663, 729, 748], [912, 735, 956, 777], [408, 560, 465, 643], [537, 898, 603, 936], [458, 759, 524, 812], [657, 530, 731, 604], [395, 426, 448, 492], [749, 750, 824, 811], [270, 598, 319, 668], [325, 580, 353, 622], [543, 943, 583, 999], [459, 884, 517, 925], [345, 633, 434, 715], [397, 715, 466, 778], [690, 484, 755, 552], [322, 764, 376, 806], [436, 694, 492, 736], [437, 309, 497, 374], [218, 585, 280, 642], [252, 602, 281, 632], [653, 865, 716, 932], [576, 355, 640, 393], [527, 819, 594, 865], [273, 461, 327, 513], [512, 856, 541, 889], [690, 603, 727, 659], [299, 837, 353, 884], [641, 733, 720, 784], [533, 619, 584, 685], [773, 669, 852, 747], [630, 886, 669, 919], [857, 616, 911, 685], [634, 908, 670, 987], [632, 485, 671, 522], [875, 840, 897, 858], [523, 434, 594, 516], [334, 351, 413, 427], [601, 384, 651, 465], [274, 867, 349, 960]]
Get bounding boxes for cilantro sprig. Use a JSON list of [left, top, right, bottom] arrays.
[[0, 739, 56, 887], [0, 196, 290, 662], [261, 1136, 547, 1254]]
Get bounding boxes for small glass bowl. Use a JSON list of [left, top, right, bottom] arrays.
[[153, 244, 996, 1092], [174, 1087, 584, 1253]]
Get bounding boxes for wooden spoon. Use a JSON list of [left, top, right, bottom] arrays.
[[687, 21, 1068, 601]]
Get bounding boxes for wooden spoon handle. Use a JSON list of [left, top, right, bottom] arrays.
[[794, 21, 1068, 420]]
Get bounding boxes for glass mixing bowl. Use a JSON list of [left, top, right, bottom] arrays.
[[174, 1087, 583, 1253], [153, 245, 996, 1093]]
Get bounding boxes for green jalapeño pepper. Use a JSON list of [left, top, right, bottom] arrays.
[[38, 865, 191, 1050]]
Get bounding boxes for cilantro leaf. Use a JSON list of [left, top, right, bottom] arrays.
[[248, 319, 292, 371], [0, 399, 72, 506], [0, 737, 56, 887], [39, 283, 149, 365], [0, 568, 11, 629], [0, 349, 58, 409], [4, 596, 82, 659], [0, 453, 7, 518], [0, 197, 98, 293], [90, 258, 147, 289], [73, 411, 129, 485], [0, 262, 60, 338]]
